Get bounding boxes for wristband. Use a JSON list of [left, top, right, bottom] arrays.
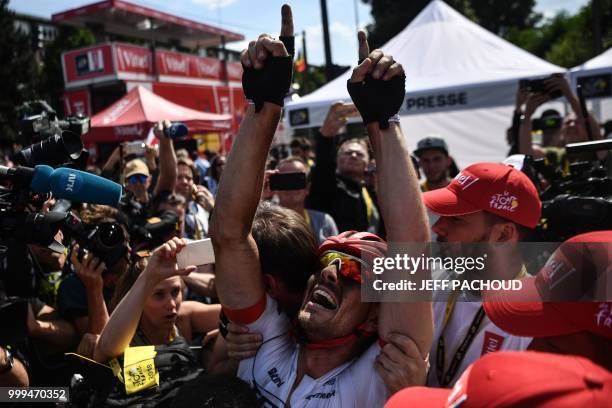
[[388, 114, 401, 124]]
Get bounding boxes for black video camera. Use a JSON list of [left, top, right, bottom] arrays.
[[523, 139, 612, 242], [15, 100, 88, 167]]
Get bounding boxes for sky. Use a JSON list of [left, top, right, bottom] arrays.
[[9, 0, 590, 67]]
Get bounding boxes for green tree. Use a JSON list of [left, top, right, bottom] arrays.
[[0, 0, 40, 144], [39, 25, 95, 114], [506, 0, 612, 68], [360, 0, 539, 49]]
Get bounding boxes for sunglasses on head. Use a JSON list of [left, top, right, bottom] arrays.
[[127, 174, 148, 185], [320, 251, 369, 284]]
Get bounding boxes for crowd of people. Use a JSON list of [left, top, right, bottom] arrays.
[[1, 5, 611, 407]]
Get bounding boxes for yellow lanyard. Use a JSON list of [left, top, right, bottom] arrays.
[[361, 187, 374, 224], [303, 209, 311, 228], [440, 264, 529, 335]]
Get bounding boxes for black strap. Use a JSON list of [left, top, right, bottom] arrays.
[[435, 306, 485, 387]]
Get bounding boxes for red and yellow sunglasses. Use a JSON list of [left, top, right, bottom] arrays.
[[320, 251, 371, 284]]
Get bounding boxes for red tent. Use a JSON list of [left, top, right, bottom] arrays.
[[85, 86, 232, 143]]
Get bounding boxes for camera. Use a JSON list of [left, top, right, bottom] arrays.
[[523, 139, 612, 242], [125, 141, 146, 157], [15, 101, 88, 167], [519, 75, 563, 99], [62, 217, 128, 269]]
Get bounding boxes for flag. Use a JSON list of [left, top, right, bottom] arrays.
[[295, 51, 306, 73]]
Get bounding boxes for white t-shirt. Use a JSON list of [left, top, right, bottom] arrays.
[[426, 289, 532, 387], [236, 296, 389, 407]]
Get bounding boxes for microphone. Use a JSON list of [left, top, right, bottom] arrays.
[[0, 165, 122, 207], [0, 164, 53, 188], [48, 167, 122, 207], [164, 122, 189, 139]]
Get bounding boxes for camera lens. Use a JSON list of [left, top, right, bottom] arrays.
[[15, 130, 83, 167], [97, 223, 125, 248]]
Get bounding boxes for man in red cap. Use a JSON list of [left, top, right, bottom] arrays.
[[417, 162, 542, 388], [385, 351, 612, 408], [210, 12, 432, 407], [483, 230, 612, 370]]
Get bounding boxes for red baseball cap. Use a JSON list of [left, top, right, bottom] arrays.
[[483, 231, 612, 339], [422, 163, 541, 228], [385, 351, 612, 408]]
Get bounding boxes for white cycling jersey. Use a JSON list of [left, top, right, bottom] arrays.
[[235, 295, 389, 408]]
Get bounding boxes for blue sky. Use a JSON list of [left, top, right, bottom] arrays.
[[9, 0, 589, 66]]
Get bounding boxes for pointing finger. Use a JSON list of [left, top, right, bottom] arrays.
[[280, 4, 293, 37], [358, 30, 369, 61]]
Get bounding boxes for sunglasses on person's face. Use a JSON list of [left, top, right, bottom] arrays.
[[320, 251, 368, 284], [127, 174, 148, 185]]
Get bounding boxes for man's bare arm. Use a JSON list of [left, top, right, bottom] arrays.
[[351, 31, 433, 357], [154, 120, 177, 196], [209, 5, 293, 310]]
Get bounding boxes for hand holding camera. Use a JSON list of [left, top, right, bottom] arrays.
[[241, 5, 294, 112], [319, 102, 360, 138], [71, 244, 105, 291], [347, 31, 406, 129]]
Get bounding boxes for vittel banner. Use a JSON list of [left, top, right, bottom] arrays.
[[114, 44, 154, 76], [157, 50, 223, 80]]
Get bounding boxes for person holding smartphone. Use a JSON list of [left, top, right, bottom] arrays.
[[265, 156, 338, 245]]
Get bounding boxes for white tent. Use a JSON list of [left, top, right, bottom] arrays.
[[570, 47, 612, 124], [286, 0, 566, 167]]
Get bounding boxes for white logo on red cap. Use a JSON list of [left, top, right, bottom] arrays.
[[489, 191, 518, 212], [595, 303, 612, 329], [481, 331, 505, 355], [454, 173, 479, 190]]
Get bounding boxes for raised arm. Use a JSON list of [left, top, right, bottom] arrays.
[[348, 32, 433, 357], [94, 238, 195, 362], [208, 5, 293, 310], [153, 120, 178, 196], [519, 93, 549, 158]]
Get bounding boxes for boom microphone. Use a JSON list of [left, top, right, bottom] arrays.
[[48, 167, 122, 206], [0, 165, 122, 207]]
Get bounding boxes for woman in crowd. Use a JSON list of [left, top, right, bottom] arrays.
[[94, 238, 219, 362]]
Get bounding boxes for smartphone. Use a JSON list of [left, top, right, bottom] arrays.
[[269, 172, 307, 191], [177, 238, 215, 268], [125, 141, 146, 156]]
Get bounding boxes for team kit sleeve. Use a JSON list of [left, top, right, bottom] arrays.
[[227, 296, 296, 386]]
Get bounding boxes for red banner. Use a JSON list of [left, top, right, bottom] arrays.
[[114, 43, 154, 76], [227, 62, 243, 82], [157, 50, 224, 80], [63, 89, 91, 116], [62, 44, 115, 86]]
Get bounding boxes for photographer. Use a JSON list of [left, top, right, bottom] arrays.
[[175, 156, 215, 240], [307, 102, 381, 234], [517, 74, 605, 164], [264, 156, 338, 244], [118, 120, 178, 231], [57, 205, 129, 340]]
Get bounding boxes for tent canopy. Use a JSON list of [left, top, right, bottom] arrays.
[[287, 0, 564, 127], [571, 47, 612, 72], [285, 0, 567, 167], [86, 86, 232, 143]]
